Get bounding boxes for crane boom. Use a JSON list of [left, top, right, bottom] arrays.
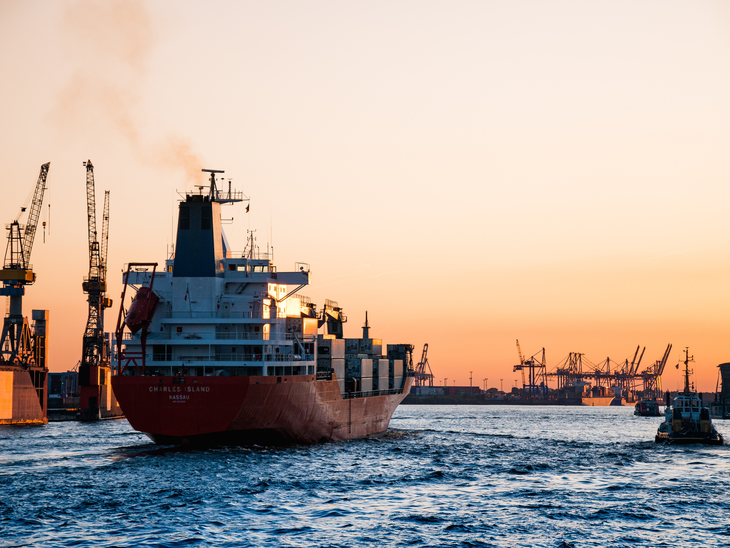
[[20, 162, 50, 269], [414, 343, 434, 387], [632, 347, 646, 376], [656, 343, 672, 375], [628, 345, 639, 374], [514, 339, 526, 388], [85, 160, 100, 281], [100, 190, 110, 284]]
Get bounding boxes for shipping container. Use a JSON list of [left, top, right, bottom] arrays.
[[376, 375, 389, 390], [345, 339, 360, 354], [332, 359, 345, 382], [393, 376, 403, 390], [359, 339, 373, 354], [318, 337, 346, 359]]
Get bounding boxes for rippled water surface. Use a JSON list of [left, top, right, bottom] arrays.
[[2, 405, 730, 547]]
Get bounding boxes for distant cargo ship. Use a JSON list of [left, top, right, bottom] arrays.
[[111, 170, 414, 444], [558, 380, 623, 406]]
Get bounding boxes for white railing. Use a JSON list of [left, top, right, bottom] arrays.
[[159, 311, 288, 320], [165, 311, 254, 319], [123, 332, 314, 342], [161, 354, 315, 363]]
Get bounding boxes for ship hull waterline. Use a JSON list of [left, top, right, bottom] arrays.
[[655, 432, 724, 445], [112, 374, 413, 445]]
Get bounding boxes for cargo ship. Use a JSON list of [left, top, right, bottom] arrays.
[[111, 170, 414, 444], [557, 380, 623, 406]]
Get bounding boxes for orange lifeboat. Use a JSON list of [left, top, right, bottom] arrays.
[[125, 286, 159, 335]]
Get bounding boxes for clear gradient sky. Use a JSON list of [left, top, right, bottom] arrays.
[[1, 1, 729, 391]]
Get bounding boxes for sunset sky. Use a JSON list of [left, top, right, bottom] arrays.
[[1, 1, 729, 391]]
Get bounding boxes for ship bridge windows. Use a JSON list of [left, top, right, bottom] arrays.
[[180, 208, 190, 230], [201, 208, 212, 230], [228, 263, 249, 272], [152, 345, 173, 361], [271, 365, 311, 376]]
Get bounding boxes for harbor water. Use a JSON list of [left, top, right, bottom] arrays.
[[2, 405, 730, 547]]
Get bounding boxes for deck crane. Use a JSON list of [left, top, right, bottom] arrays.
[[0, 163, 51, 423], [0, 162, 50, 365], [79, 160, 113, 420], [318, 299, 347, 338], [414, 343, 434, 387]]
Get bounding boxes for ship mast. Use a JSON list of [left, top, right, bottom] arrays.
[[681, 347, 694, 394]]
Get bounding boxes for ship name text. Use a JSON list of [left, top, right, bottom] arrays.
[[149, 386, 211, 393]]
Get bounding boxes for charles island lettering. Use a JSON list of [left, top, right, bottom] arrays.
[[148, 386, 210, 393]]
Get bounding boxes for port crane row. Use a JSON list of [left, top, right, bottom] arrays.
[[514, 340, 672, 401]]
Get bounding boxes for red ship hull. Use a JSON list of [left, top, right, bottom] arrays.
[[112, 374, 413, 445]]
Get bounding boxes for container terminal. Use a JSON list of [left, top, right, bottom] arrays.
[[405, 340, 730, 411]]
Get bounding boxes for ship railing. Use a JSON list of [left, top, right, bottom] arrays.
[[342, 388, 402, 399], [213, 188, 246, 202], [163, 311, 256, 319], [285, 333, 316, 341], [226, 251, 273, 261], [169, 354, 315, 363], [122, 332, 316, 342], [123, 332, 270, 341]]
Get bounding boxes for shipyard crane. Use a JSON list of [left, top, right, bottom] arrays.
[[514, 340, 548, 397], [79, 161, 112, 418], [514, 340, 527, 390], [540, 345, 671, 402], [641, 343, 671, 399], [631, 345, 646, 375], [0, 163, 50, 365], [414, 343, 434, 387]]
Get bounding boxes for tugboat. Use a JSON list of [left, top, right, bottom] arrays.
[[634, 399, 661, 416], [655, 348, 723, 445]]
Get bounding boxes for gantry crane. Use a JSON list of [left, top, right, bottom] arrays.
[[79, 160, 113, 420], [0, 163, 51, 423], [414, 343, 434, 387], [641, 343, 671, 399], [514, 340, 548, 397], [542, 344, 669, 402]]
